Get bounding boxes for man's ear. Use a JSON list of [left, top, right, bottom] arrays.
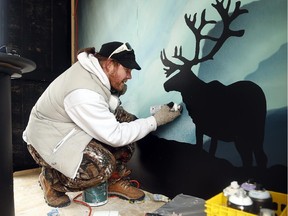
[[106, 59, 119, 74], [103, 59, 113, 74]]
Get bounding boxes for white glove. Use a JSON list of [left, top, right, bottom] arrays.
[[153, 104, 181, 126]]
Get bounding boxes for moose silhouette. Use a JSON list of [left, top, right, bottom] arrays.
[[160, 0, 267, 168]]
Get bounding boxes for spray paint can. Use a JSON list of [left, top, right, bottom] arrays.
[[150, 102, 183, 115], [82, 181, 108, 207]]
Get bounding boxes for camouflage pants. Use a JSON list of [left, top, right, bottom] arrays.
[[27, 106, 137, 192]]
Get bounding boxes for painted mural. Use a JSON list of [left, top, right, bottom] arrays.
[[78, 0, 287, 198], [160, 0, 268, 169]]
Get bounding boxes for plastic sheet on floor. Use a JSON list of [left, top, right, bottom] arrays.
[[152, 193, 206, 216]]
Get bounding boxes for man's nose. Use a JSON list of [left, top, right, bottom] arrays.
[[127, 70, 132, 79]]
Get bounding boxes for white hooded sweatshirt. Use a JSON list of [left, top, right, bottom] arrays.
[[23, 52, 157, 178]]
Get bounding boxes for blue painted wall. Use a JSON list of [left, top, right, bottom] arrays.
[[78, 0, 287, 168]]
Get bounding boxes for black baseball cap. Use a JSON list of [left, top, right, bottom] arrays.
[[98, 41, 141, 70]]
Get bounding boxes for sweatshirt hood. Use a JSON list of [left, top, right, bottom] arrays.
[[77, 52, 111, 90]]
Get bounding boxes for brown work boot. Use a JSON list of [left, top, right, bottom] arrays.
[[108, 180, 145, 201], [39, 173, 71, 207]]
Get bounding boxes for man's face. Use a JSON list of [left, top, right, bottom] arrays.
[[108, 63, 132, 92]]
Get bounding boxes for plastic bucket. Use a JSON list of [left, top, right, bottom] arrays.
[[82, 181, 108, 207]]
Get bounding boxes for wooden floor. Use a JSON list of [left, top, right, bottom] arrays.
[[13, 168, 165, 216]]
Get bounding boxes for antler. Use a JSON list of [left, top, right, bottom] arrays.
[[185, 0, 248, 63], [184, 10, 217, 62], [161, 0, 248, 77], [160, 46, 190, 78]]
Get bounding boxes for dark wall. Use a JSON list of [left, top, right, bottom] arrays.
[[128, 134, 287, 200], [0, 0, 7, 45], [6, 0, 71, 171]]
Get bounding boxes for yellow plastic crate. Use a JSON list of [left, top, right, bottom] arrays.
[[205, 191, 287, 216]]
